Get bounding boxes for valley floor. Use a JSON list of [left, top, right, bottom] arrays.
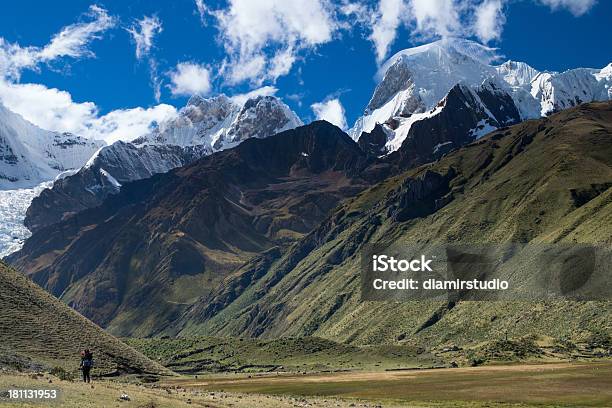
[[161, 361, 612, 407], [1, 361, 611, 407], [0, 372, 367, 408]]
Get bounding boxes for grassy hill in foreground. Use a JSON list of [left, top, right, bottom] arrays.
[[172, 102, 612, 347], [0, 261, 170, 376]]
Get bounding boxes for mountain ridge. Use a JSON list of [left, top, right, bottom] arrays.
[[24, 94, 302, 233], [168, 101, 612, 345]]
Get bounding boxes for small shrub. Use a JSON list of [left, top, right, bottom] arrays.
[[481, 336, 542, 360], [49, 366, 75, 381], [587, 332, 611, 349], [469, 357, 485, 367], [553, 338, 577, 353]]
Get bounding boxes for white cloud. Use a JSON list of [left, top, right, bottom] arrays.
[[195, 0, 209, 24], [538, 0, 596, 16], [168, 62, 212, 97], [127, 16, 164, 101], [285, 92, 305, 108], [147, 59, 163, 102], [269, 48, 297, 81], [0, 5, 115, 80], [127, 16, 163, 60], [87, 104, 177, 143], [0, 81, 97, 135], [221, 54, 266, 85], [210, 0, 339, 85], [0, 80, 176, 143], [409, 0, 462, 39], [0, 5, 174, 144], [339, 1, 370, 21], [364, 0, 596, 62], [474, 0, 505, 43], [311, 98, 347, 130], [365, 0, 464, 63], [370, 0, 408, 63], [231, 85, 278, 105]]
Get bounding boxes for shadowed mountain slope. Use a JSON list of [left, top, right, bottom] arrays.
[[24, 95, 303, 233], [8, 121, 373, 337]]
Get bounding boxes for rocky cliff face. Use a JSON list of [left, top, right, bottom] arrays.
[[386, 168, 456, 222], [378, 81, 521, 169], [25, 142, 211, 232]]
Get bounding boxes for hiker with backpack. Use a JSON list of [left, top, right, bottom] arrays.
[[80, 349, 94, 383]]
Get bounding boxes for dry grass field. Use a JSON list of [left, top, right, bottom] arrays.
[[162, 361, 612, 407]]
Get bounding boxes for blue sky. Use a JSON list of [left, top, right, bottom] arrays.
[[0, 0, 610, 142]]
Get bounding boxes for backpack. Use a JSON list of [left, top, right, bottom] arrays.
[[82, 355, 94, 368]]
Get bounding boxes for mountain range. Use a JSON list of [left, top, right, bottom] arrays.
[[168, 101, 612, 344], [2, 38, 612, 351], [8, 101, 612, 344], [25, 95, 302, 232], [349, 38, 611, 156], [21, 40, 612, 236], [10, 121, 375, 336]]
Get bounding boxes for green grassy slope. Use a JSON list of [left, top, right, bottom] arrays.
[[126, 336, 439, 373], [173, 102, 612, 348], [0, 261, 171, 376]]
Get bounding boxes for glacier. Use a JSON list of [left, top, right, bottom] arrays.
[[0, 181, 52, 258], [0, 103, 105, 257]]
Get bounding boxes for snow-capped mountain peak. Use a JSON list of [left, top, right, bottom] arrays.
[[352, 39, 502, 142], [134, 94, 302, 151], [497, 60, 540, 87], [216, 95, 302, 150], [183, 94, 235, 126], [350, 38, 611, 154], [530, 67, 610, 116], [367, 38, 498, 115]]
